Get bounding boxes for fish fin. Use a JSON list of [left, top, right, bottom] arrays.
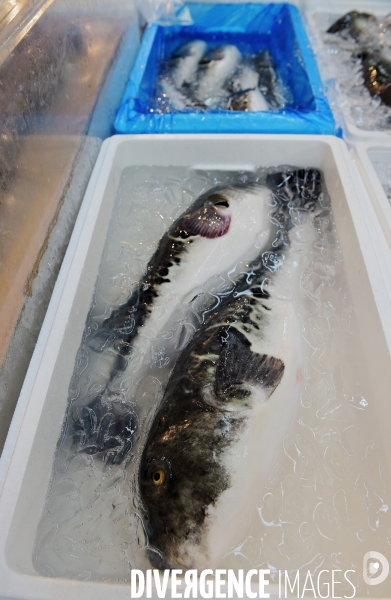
[[266, 169, 323, 214], [73, 397, 137, 463], [212, 328, 284, 408]]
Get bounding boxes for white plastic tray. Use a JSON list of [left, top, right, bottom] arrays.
[[1, 134, 391, 600], [304, 0, 391, 144], [354, 142, 391, 248]]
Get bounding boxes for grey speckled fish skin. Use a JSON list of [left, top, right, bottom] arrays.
[[87, 186, 235, 362], [139, 168, 325, 570], [72, 182, 272, 464]]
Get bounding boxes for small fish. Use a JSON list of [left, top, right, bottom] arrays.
[[359, 47, 391, 107], [139, 169, 324, 569], [228, 66, 269, 112], [327, 10, 378, 43], [74, 183, 275, 462], [168, 40, 207, 89], [160, 41, 208, 111], [253, 50, 286, 109], [196, 44, 242, 107]]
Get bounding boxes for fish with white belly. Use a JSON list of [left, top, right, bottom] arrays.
[[160, 40, 207, 110], [139, 168, 325, 569], [195, 44, 242, 108], [73, 183, 275, 462]]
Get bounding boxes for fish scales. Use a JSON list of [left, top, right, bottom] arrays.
[[139, 168, 326, 569]]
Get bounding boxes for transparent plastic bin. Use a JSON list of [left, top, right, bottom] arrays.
[[1, 135, 391, 600], [304, 0, 391, 143], [354, 142, 391, 249]]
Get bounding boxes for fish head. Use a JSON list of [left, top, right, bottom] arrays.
[[196, 44, 242, 104], [171, 40, 206, 61], [176, 183, 273, 244], [138, 333, 253, 569], [176, 187, 233, 239], [168, 184, 276, 299], [138, 324, 286, 570], [327, 10, 378, 42], [139, 403, 234, 569]]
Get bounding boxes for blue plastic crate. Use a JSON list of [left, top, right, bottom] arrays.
[[114, 3, 335, 135]]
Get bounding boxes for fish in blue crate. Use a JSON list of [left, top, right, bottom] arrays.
[[114, 3, 335, 135], [156, 39, 287, 112]]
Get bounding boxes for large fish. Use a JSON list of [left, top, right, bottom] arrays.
[[139, 169, 325, 569], [73, 183, 275, 462]]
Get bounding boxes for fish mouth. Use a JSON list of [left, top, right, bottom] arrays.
[[182, 205, 231, 239]]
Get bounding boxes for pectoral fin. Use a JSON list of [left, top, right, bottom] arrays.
[[201, 327, 284, 411]]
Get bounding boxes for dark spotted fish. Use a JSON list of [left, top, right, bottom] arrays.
[[327, 11, 391, 107], [72, 183, 274, 463], [327, 10, 378, 43], [253, 49, 286, 110], [139, 169, 325, 569], [359, 48, 391, 107]]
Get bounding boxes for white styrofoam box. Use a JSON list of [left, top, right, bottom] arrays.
[[354, 142, 391, 248], [303, 0, 391, 144], [1, 135, 391, 600]]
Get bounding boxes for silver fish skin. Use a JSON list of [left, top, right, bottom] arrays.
[[139, 169, 325, 570], [73, 183, 275, 463]]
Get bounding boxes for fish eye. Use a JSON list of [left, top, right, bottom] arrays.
[[208, 193, 230, 208], [152, 469, 165, 486]]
